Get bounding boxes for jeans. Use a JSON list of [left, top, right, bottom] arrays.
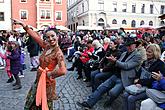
[[91, 70, 112, 91], [86, 75, 123, 107], [122, 91, 147, 110]]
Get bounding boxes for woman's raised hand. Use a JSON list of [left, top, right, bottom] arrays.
[[11, 18, 26, 27], [152, 71, 162, 81]]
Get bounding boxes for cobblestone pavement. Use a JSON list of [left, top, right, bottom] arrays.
[[0, 55, 122, 110]]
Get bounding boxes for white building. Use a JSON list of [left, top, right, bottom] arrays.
[[0, 0, 12, 30], [67, 0, 165, 31]]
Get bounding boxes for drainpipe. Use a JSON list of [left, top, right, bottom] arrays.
[[11, 0, 13, 30]]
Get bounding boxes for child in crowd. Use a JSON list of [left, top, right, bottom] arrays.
[[0, 42, 13, 83], [19, 48, 26, 78], [7, 41, 22, 90]]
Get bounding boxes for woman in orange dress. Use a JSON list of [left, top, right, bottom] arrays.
[[11, 19, 67, 110]]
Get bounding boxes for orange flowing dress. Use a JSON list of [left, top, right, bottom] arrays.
[[24, 27, 67, 110]]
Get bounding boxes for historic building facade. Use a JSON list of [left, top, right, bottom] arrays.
[[5, 0, 67, 30], [0, 0, 12, 30], [67, 0, 165, 31]]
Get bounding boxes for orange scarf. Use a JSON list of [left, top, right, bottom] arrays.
[[36, 66, 49, 110]]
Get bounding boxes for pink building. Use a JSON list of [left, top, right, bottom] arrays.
[[12, 0, 67, 30], [12, 0, 37, 29]]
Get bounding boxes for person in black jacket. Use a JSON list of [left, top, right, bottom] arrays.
[[26, 35, 39, 71], [122, 43, 165, 110]]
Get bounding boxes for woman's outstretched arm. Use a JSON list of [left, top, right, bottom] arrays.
[[11, 18, 46, 49]]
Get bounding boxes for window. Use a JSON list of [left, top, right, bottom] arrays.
[[122, 20, 127, 25], [40, 10, 51, 19], [132, 4, 136, 13], [140, 20, 145, 25], [150, 5, 153, 14], [83, 20, 85, 26], [122, 3, 127, 12], [55, 11, 62, 20], [56, 0, 62, 4], [20, 0, 27, 2], [98, 18, 104, 26], [46, 10, 50, 19], [131, 20, 136, 27], [160, 21, 165, 25], [141, 4, 145, 13], [98, 0, 104, 11], [112, 2, 117, 12], [0, 12, 4, 21], [160, 5, 165, 14], [112, 19, 117, 24], [20, 10, 27, 19], [0, 0, 4, 3], [82, 3, 84, 12], [40, 10, 45, 19], [149, 21, 153, 26], [76, 7, 79, 15]]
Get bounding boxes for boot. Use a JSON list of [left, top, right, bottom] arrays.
[[13, 85, 22, 90], [6, 76, 14, 83], [13, 75, 22, 90]]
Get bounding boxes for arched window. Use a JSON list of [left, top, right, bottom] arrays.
[[131, 20, 136, 27], [112, 19, 117, 24], [83, 20, 85, 26], [122, 20, 127, 24], [160, 21, 165, 25], [98, 18, 105, 26], [140, 20, 145, 25], [149, 21, 153, 26]]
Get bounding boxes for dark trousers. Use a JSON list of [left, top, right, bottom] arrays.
[[72, 58, 84, 77], [122, 91, 147, 110]]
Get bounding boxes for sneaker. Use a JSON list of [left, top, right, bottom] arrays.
[[67, 67, 74, 71], [19, 75, 24, 78], [76, 101, 92, 109], [6, 77, 14, 83], [83, 78, 90, 82]]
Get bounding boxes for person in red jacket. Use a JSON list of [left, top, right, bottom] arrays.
[[68, 40, 94, 79]]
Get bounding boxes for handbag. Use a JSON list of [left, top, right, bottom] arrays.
[[146, 89, 165, 104], [86, 59, 99, 70], [140, 67, 152, 79], [125, 85, 146, 95]]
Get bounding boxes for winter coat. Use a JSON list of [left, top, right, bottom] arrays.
[[7, 48, 21, 74]]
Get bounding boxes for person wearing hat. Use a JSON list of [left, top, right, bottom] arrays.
[[77, 37, 143, 109], [7, 41, 22, 90]]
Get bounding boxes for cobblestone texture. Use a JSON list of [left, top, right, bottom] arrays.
[[0, 54, 123, 110]]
